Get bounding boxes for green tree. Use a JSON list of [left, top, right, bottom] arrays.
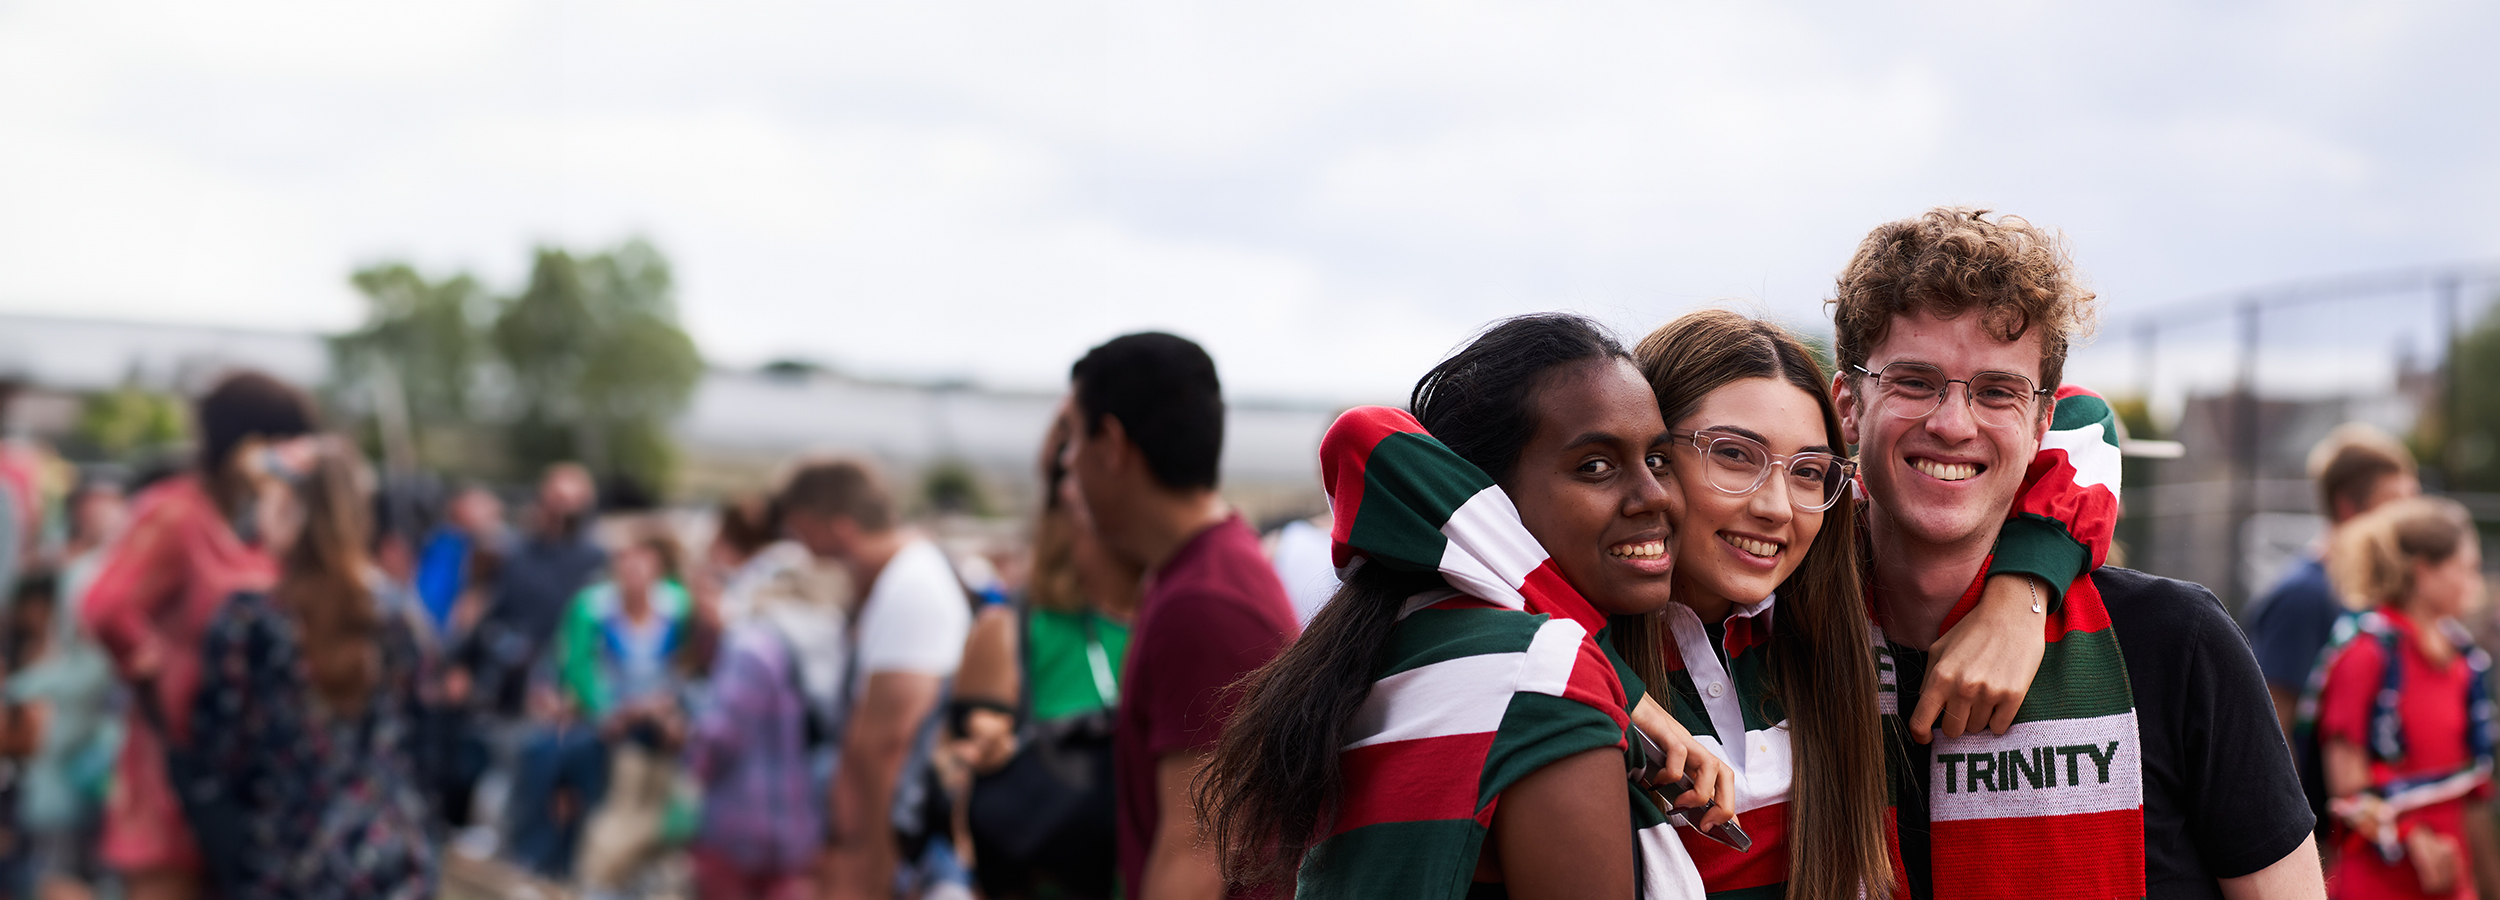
[[921, 459, 991, 516], [75, 386, 186, 460], [2443, 290, 2500, 493], [493, 239, 704, 494], [330, 263, 495, 470]]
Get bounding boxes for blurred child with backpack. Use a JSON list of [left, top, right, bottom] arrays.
[[2308, 497, 2494, 898]]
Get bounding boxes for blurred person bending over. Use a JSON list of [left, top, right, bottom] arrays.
[[706, 495, 850, 744], [1059, 333, 1297, 900], [780, 460, 972, 900], [685, 496, 848, 900], [952, 409, 1140, 900], [80, 371, 315, 900], [2247, 425, 2422, 738], [2312, 497, 2492, 899], [1836, 209, 2319, 899], [186, 439, 437, 900]]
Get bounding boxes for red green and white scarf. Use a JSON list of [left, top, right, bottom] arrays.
[[1303, 406, 1704, 899], [1868, 385, 2143, 899], [1871, 573, 2144, 898]]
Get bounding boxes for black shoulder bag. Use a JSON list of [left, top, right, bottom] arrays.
[[965, 606, 1119, 900]]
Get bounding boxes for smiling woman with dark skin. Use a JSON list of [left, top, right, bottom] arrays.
[[1479, 353, 1679, 897], [1201, 314, 1721, 899]]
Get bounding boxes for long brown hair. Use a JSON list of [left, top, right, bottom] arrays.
[[274, 441, 383, 716], [1025, 412, 1089, 614], [1630, 309, 1891, 900]]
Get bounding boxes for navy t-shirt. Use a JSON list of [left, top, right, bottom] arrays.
[[2242, 556, 2341, 690]]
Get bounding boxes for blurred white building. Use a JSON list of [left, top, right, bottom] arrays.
[[0, 313, 1333, 520]]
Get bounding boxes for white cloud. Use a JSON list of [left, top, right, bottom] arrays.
[[0, 0, 2493, 406]]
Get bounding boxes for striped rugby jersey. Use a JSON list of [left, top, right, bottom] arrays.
[[1655, 597, 1797, 900], [1297, 591, 1692, 899], [1305, 406, 1704, 899]]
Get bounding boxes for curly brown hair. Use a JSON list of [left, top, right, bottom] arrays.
[[1829, 207, 2098, 398]]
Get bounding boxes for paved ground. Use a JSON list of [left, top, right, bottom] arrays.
[[440, 854, 574, 900]]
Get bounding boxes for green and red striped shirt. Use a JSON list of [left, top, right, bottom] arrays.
[[1301, 407, 1703, 899]]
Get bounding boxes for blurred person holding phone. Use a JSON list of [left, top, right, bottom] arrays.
[[80, 371, 315, 900], [184, 438, 437, 900], [556, 523, 707, 892]]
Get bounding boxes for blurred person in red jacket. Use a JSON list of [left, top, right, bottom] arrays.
[[79, 371, 316, 900]]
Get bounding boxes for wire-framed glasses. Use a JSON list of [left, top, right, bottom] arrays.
[[1669, 429, 1857, 512], [1851, 362, 2051, 427]]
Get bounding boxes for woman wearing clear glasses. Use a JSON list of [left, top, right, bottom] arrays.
[[1621, 309, 2117, 900]]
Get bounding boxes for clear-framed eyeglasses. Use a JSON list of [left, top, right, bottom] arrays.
[[1851, 362, 2052, 427], [1669, 429, 1857, 512]]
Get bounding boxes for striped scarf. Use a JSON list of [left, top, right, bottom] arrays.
[[1871, 568, 2143, 899], [1305, 406, 1703, 899], [1869, 394, 2143, 900]]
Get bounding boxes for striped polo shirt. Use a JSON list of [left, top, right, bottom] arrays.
[[1655, 597, 1794, 900]]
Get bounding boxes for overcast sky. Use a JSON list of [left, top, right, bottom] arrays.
[[2, 0, 2495, 404]]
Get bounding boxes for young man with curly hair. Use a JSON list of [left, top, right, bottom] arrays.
[[1832, 208, 2322, 900]]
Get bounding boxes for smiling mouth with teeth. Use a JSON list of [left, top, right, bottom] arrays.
[[1911, 458, 1982, 482], [1720, 533, 1782, 558], [1608, 540, 1668, 560]]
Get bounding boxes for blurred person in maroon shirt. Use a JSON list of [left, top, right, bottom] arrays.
[[1060, 333, 1298, 900]]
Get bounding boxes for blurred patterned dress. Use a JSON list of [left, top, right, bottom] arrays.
[[189, 590, 438, 900], [78, 473, 278, 874]]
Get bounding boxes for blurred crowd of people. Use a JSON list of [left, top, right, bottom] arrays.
[[0, 327, 1319, 900], [0, 206, 2489, 900]]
